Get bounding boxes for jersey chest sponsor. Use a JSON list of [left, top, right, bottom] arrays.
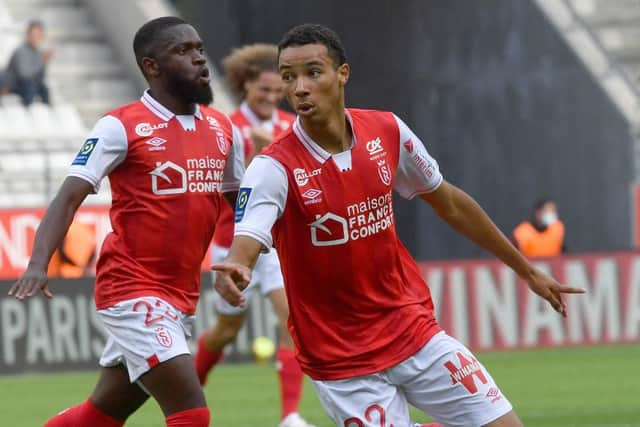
[[131, 130, 228, 196], [290, 165, 395, 248]]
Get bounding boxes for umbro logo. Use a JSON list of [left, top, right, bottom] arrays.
[[146, 137, 167, 151], [302, 188, 323, 205]]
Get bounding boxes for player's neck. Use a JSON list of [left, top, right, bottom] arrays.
[[300, 108, 351, 154], [147, 89, 197, 116]]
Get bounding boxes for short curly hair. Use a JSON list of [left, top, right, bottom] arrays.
[[278, 23, 347, 67], [222, 44, 279, 101]]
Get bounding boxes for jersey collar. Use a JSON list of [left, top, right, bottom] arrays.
[[140, 90, 203, 121], [239, 101, 278, 127], [293, 110, 355, 164]]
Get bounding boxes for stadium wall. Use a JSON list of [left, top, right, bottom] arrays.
[[1, 252, 639, 374], [176, 0, 635, 258]]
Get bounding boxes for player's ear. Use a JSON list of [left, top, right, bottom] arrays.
[[142, 57, 160, 79], [337, 63, 350, 87]]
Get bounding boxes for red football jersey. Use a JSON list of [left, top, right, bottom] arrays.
[[212, 105, 294, 247], [258, 109, 442, 379], [68, 91, 243, 314]]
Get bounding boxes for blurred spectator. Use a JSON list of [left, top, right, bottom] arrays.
[[2, 20, 52, 105], [513, 198, 565, 257], [47, 220, 96, 278]]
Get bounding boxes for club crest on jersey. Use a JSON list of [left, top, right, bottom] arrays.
[[135, 122, 168, 137], [72, 138, 98, 166], [206, 116, 229, 155], [377, 160, 392, 186], [235, 187, 252, 222]]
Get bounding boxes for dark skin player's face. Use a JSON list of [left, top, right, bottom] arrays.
[[279, 43, 349, 124], [143, 24, 212, 105]]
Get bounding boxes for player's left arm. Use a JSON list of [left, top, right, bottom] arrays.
[[392, 114, 584, 316]]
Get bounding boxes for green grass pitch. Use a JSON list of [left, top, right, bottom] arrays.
[[1, 344, 639, 426]]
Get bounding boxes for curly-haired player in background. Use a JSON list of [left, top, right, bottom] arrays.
[[194, 44, 314, 427]]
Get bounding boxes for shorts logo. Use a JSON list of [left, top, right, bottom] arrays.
[[444, 352, 488, 394], [72, 138, 98, 166], [377, 160, 391, 186], [235, 187, 252, 222], [150, 161, 187, 195], [154, 327, 173, 348], [135, 122, 168, 137], [486, 387, 502, 404]]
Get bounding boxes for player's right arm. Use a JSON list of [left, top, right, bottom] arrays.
[[8, 115, 127, 300], [212, 155, 287, 307]]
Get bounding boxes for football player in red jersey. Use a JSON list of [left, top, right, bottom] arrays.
[[212, 24, 585, 427], [193, 44, 314, 427], [9, 17, 244, 427]]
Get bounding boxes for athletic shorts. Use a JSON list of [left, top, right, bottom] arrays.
[[312, 332, 513, 427], [212, 244, 284, 315], [98, 296, 195, 382]]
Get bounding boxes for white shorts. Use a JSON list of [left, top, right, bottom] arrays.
[[312, 332, 513, 427], [98, 297, 195, 382], [213, 244, 284, 315]]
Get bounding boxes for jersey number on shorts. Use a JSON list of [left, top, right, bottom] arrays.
[[344, 404, 392, 427], [133, 299, 179, 327]]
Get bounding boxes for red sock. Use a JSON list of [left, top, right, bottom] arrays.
[[277, 347, 304, 419], [166, 407, 210, 426], [43, 398, 124, 427], [194, 335, 223, 385]]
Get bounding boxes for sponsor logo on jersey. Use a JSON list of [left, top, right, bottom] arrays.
[[403, 139, 414, 153], [135, 122, 168, 137], [443, 352, 488, 394], [235, 187, 252, 222], [377, 160, 392, 186], [294, 167, 322, 186], [146, 137, 167, 151], [308, 192, 395, 247], [302, 188, 323, 205], [72, 138, 98, 166], [150, 157, 226, 196], [366, 137, 383, 155], [309, 213, 349, 247]]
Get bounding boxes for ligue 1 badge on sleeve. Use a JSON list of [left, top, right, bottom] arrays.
[[235, 187, 252, 223], [72, 138, 99, 166]]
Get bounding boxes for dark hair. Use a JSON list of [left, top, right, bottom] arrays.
[[222, 44, 279, 100], [133, 16, 187, 71], [534, 197, 554, 211], [26, 20, 43, 34], [278, 23, 347, 67]]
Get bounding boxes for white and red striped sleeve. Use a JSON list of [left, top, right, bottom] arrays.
[[393, 114, 443, 199]]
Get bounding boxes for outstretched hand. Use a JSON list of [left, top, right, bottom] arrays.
[[8, 268, 52, 300], [525, 268, 585, 317], [212, 262, 252, 308]]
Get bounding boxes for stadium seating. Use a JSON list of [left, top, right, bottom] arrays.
[[0, 0, 132, 208]]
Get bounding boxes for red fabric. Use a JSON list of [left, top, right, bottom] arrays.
[[194, 335, 224, 385], [43, 398, 123, 427], [94, 101, 235, 315], [264, 109, 441, 380], [277, 347, 304, 418], [166, 407, 210, 427], [212, 108, 295, 247]]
